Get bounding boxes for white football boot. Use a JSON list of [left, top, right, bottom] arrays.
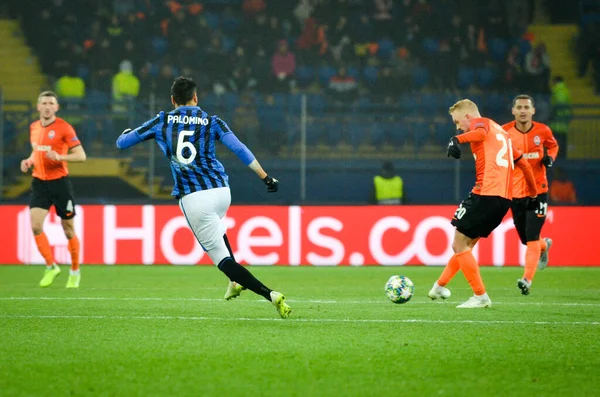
[[428, 282, 451, 300], [517, 278, 531, 296], [456, 295, 492, 308]]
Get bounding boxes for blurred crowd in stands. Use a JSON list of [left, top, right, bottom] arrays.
[[5, 0, 554, 105]]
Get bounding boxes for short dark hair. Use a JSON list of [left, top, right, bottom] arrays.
[[553, 76, 564, 84], [512, 94, 535, 108], [171, 76, 197, 105], [37, 90, 59, 103]]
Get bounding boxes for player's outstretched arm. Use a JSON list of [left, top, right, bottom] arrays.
[[47, 145, 86, 162], [116, 115, 161, 149], [248, 159, 279, 193]]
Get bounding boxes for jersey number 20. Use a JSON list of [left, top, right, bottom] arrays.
[[176, 130, 197, 165], [495, 133, 514, 169]]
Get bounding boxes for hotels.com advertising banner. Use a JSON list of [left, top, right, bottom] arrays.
[[0, 205, 597, 266]]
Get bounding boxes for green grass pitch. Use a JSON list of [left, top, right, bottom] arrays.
[[1, 265, 599, 397]]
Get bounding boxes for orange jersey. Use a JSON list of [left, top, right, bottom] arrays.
[[457, 117, 522, 200], [30, 117, 81, 180], [502, 121, 558, 198]]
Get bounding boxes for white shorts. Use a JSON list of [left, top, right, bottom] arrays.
[[178, 187, 231, 252]]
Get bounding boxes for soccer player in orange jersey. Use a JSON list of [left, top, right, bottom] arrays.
[[428, 99, 538, 308], [503, 95, 559, 295], [20, 91, 87, 288]]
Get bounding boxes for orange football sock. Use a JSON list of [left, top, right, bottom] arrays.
[[524, 240, 541, 281], [34, 233, 55, 266], [68, 236, 80, 272], [540, 238, 547, 252], [456, 250, 486, 295], [438, 254, 460, 287]]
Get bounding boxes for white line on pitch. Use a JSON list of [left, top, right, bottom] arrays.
[[0, 314, 598, 326], [1, 296, 600, 307]]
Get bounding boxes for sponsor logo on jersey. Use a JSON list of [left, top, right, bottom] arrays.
[[523, 152, 540, 159], [167, 115, 209, 125], [534, 135, 541, 145]]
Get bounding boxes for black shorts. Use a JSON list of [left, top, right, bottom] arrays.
[[451, 193, 511, 239], [511, 193, 548, 245], [30, 176, 76, 220]]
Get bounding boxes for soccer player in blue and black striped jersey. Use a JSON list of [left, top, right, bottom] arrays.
[[116, 76, 291, 318]]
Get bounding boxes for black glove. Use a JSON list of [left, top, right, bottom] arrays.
[[526, 196, 539, 211], [542, 155, 554, 168], [447, 136, 461, 159], [262, 175, 279, 193]]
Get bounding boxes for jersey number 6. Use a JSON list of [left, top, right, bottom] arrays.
[[176, 130, 197, 165]]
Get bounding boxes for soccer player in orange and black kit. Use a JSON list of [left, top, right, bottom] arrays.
[[20, 91, 87, 288], [503, 95, 559, 295], [428, 99, 538, 308]]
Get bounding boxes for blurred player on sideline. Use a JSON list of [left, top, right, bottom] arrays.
[[428, 99, 538, 308], [20, 91, 87, 288], [116, 77, 291, 318], [503, 95, 559, 295]]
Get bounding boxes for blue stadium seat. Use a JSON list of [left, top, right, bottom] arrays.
[[221, 15, 240, 32], [318, 66, 336, 86], [370, 122, 385, 146], [76, 65, 90, 80], [476, 67, 497, 89], [347, 66, 360, 81], [457, 66, 475, 90], [151, 37, 168, 58], [221, 36, 235, 52], [434, 122, 450, 146], [422, 37, 439, 54], [377, 38, 395, 59], [518, 39, 532, 55], [348, 123, 365, 148], [399, 94, 419, 117], [411, 67, 430, 89], [411, 121, 431, 148], [296, 65, 315, 87], [387, 121, 409, 146], [221, 92, 239, 109], [204, 12, 220, 29], [419, 93, 440, 114], [488, 37, 509, 62], [363, 66, 379, 85], [86, 90, 109, 110], [307, 93, 326, 114]]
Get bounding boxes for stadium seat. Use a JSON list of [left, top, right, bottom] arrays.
[[307, 94, 326, 114], [221, 92, 239, 109], [434, 122, 450, 146], [411, 67, 430, 89], [370, 122, 386, 146], [422, 37, 439, 54], [204, 12, 220, 29], [399, 94, 419, 117], [476, 67, 497, 89], [363, 66, 379, 85], [318, 66, 336, 86], [377, 38, 395, 59], [296, 65, 315, 87], [411, 121, 431, 148], [347, 66, 360, 81], [457, 66, 475, 90], [488, 37, 509, 62], [151, 37, 168, 58], [221, 15, 240, 32], [387, 121, 409, 146]]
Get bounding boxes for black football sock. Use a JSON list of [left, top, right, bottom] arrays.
[[223, 234, 235, 259], [218, 258, 273, 301]]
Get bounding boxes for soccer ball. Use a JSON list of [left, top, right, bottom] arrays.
[[385, 275, 414, 304]]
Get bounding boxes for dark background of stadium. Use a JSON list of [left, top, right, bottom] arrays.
[[1, 0, 599, 205]]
